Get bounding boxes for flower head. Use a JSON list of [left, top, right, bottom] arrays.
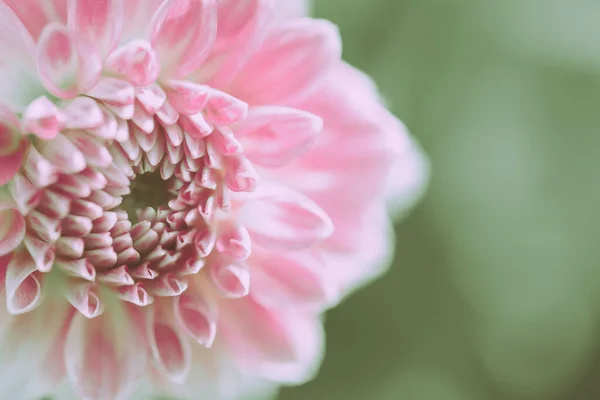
[[0, 0, 427, 399]]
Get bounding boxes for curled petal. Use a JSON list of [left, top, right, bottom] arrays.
[[194, 229, 216, 257], [150, 0, 218, 78], [55, 259, 96, 281], [6, 249, 43, 314], [118, 283, 154, 306], [0, 108, 26, 185], [105, 40, 160, 87], [148, 274, 188, 297], [63, 96, 104, 130], [35, 133, 86, 174], [147, 311, 191, 383], [9, 173, 43, 215], [240, 184, 334, 251], [236, 106, 322, 167], [223, 154, 259, 192], [64, 282, 104, 318], [64, 304, 147, 400], [209, 260, 250, 298], [23, 235, 55, 272], [87, 77, 135, 106], [0, 107, 23, 157], [165, 80, 210, 115], [215, 222, 251, 260], [0, 145, 26, 186], [229, 18, 341, 105], [22, 96, 66, 139], [0, 208, 26, 257], [174, 289, 217, 347], [97, 265, 134, 286], [205, 89, 248, 126]]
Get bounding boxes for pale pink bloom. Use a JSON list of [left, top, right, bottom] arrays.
[[0, 0, 427, 399]]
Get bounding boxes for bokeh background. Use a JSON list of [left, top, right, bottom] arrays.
[[280, 1, 600, 399]]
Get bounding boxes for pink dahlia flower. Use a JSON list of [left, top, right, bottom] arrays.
[[0, 0, 428, 399]]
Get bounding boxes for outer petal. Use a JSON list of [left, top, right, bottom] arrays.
[[36, 23, 82, 99], [120, 0, 164, 42], [0, 272, 73, 400], [239, 184, 334, 251], [220, 296, 324, 383], [64, 302, 147, 400], [3, 0, 68, 41], [150, 0, 218, 79], [0, 3, 45, 109], [227, 18, 341, 106], [67, 0, 123, 59], [249, 248, 336, 309], [196, 0, 274, 87], [272, 62, 428, 295], [235, 106, 322, 168], [273, 0, 310, 20]]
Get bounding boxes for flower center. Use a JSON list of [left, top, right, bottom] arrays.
[[121, 170, 172, 223]]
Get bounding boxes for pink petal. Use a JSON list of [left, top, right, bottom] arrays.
[[199, 0, 274, 87], [22, 96, 66, 139], [64, 282, 104, 318], [240, 184, 333, 251], [0, 106, 25, 185], [64, 306, 147, 400], [194, 228, 217, 257], [67, 0, 123, 59], [120, 0, 164, 42], [36, 23, 81, 99], [35, 133, 86, 174], [4, 0, 68, 41], [0, 208, 25, 257], [63, 96, 105, 130], [97, 265, 134, 286], [221, 296, 324, 383], [148, 274, 189, 297], [228, 18, 341, 106], [55, 259, 96, 281], [5, 249, 43, 314], [215, 221, 251, 260], [249, 250, 333, 309], [9, 173, 43, 215], [223, 154, 260, 192], [23, 235, 55, 272], [0, 106, 23, 157], [205, 89, 248, 126], [174, 290, 217, 347], [117, 283, 154, 306], [147, 311, 191, 383], [273, 0, 310, 20], [165, 80, 210, 115], [209, 260, 250, 298], [150, 0, 218, 79], [235, 106, 322, 168], [105, 40, 161, 87], [0, 3, 43, 109], [0, 143, 26, 186], [87, 77, 135, 106]]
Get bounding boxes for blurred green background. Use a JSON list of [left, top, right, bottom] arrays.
[[280, 1, 600, 399]]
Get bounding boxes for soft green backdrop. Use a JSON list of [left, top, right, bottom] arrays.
[[280, 1, 600, 399]]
